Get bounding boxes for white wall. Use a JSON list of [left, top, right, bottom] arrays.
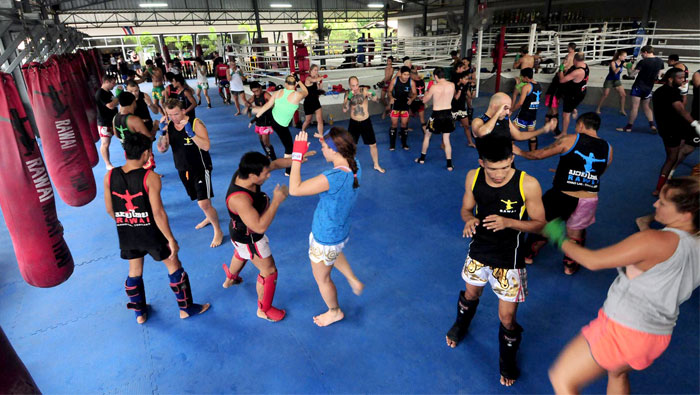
[[396, 18, 416, 37]]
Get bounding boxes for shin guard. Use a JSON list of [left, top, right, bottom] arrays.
[[467, 107, 474, 122], [125, 276, 146, 317], [499, 323, 523, 380], [168, 268, 208, 316], [389, 128, 397, 149], [257, 271, 285, 322], [446, 291, 479, 344], [400, 128, 409, 149]]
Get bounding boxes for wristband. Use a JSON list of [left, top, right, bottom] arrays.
[[115, 86, 123, 97], [159, 120, 168, 135], [559, 64, 565, 72], [184, 121, 195, 138], [292, 140, 308, 162], [692, 120, 700, 136]]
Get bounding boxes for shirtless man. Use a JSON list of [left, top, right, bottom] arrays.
[[380, 56, 395, 119], [142, 59, 165, 114], [344, 76, 385, 173], [513, 45, 535, 70], [415, 67, 456, 171]]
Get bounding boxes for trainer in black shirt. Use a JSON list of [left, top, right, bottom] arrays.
[[96, 75, 120, 170]]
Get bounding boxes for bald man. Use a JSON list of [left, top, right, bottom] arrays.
[[471, 93, 557, 153]]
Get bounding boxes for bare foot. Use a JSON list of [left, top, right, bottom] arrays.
[[210, 231, 224, 248], [136, 312, 148, 324], [619, 110, 627, 116], [222, 277, 243, 288], [445, 335, 458, 348], [468, 143, 476, 148], [195, 218, 211, 229], [313, 308, 344, 327], [374, 165, 386, 173], [635, 214, 654, 231], [652, 189, 660, 197], [500, 375, 516, 386], [572, 109, 578, 119], [595, 109, 601, 114], [180, 303, 210, 319], [234, 111, 241, 116], [348, 278, 364, 295]]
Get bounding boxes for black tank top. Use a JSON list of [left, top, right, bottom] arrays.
[[562, 65, 589, 96], [112, 113, 133, 141], [553, 133, 610, 193], [226, 177, 270, 243], [468, 168, 527, 269], [167, 118, 212, 172], [306, 81, 320, 99], [452, 82, 468, 111], [692, 69, 699, 120], [517, 82, 542, 121], [254, 93, 273, 126], [134, 92, 152, 122], [175, 87, 195, 119], [475, 114, 512, 154], [392, 77, 412, 110], [109, 167, 167, 250]]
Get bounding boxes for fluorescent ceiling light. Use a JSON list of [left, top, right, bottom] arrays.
[[368, 3, 384, 8], [139, 3, 168, 7], [270, 3, 292, 7]]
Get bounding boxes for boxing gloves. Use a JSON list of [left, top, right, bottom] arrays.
[[543, 218, 568, 249], [115, 85, 124, 97], [183, 121, 195, 138]]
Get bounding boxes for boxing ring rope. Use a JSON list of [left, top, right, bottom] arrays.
[[226, 34, 461, 87]]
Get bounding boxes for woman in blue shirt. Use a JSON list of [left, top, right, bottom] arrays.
[[595, 50, 627, 115], [289, 127, 364, 327]]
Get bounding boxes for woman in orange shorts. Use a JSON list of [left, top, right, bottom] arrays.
[[543, 177, 699, 394]]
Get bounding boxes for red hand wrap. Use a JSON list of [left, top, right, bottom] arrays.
[[292, 140, 308, 162]]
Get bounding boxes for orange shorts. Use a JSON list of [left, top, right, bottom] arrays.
[[582, 309, 671, 371]]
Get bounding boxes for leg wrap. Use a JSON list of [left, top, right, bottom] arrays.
[[257, 271, 286, 321], [467, 107, 474, 121], [499, 322, 523, 381], [125, 276, 146, 317], [400, 128, 408, 148], [446, 291, 479, 344], [222, 263, 244, 285], [267, 145, 277, 161], [168, 268, 207, 316], [389, 128, 397, 149], [523, 233, 547, 263]]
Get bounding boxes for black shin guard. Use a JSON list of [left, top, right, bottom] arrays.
[[389, 128, 397, 149], [499, 323, 523, 380], [467, 107, 474, 122], [446, 291, 479, 345], [400, 128, 409, 149]]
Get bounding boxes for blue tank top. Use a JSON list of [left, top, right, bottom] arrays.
[[605, 61, 622, 81]]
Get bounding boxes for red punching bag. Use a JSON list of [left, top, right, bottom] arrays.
[[50, 55, 98, 168], [0, 326, 40, 393], [0, 73, 74, 287], [22, 62, 96, 207], [69, 55, 99, 143], [90, 48, 104, 82], [78, 49, 100, 96]]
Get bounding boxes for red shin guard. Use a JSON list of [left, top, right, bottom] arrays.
[[257, 271, 285, 322], [655, 175, 668, 192]]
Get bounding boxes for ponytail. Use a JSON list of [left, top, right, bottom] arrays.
[[347, 157, 359, 189], [327, 127, 360, 189]]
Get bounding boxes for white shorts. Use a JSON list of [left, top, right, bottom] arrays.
[[98, 125, 113, 138], [461, 256, 528, 303], [308, 233, 347, 266], [231, 235, 272, 261]]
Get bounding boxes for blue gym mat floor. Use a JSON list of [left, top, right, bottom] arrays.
[[0, 81, 698, 394]]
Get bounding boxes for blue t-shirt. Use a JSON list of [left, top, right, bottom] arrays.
[[311, 163, 362, 245]]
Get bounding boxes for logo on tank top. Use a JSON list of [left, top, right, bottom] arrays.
[[567, 151, 605, 186], [113, 189, 151, 225], [529, 91, 541, 109], [500, 199, 518, 213], [183, 136, 193, 145]]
